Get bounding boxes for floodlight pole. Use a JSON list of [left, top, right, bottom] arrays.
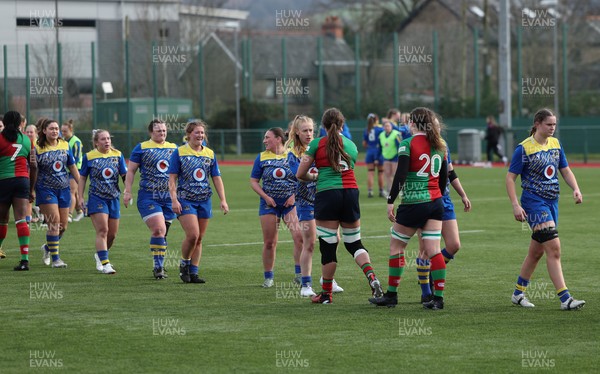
[[498, 0, 512, 157]]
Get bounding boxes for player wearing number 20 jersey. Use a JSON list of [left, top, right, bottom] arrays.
[[370, 107, 448, 310], [393, 133, 446, 206]]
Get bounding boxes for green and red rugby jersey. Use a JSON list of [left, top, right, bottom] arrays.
[[305, 135, 358, 192], [0, 132, 32, 180], [397, 133, 446, 204]]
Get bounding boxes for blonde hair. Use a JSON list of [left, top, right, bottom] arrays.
[[92, 129, 116, 151], [184, 120, 208, 144], [285, 115, 314, 157]]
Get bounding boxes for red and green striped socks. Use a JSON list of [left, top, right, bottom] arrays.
[[387, 253, 405, 293], [16, 220, 30, 261], [430, 253, 446, 297]]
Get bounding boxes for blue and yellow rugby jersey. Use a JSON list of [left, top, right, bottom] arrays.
[[287, 149, 316, 206], [250, 150, 296, 199], [129, 140, 177, 196], [36, 139, 75, 190], [167, 144, 220, 202], [443, 142, 452, 196], [509, 136, 568, 200], [363, 125, 383, 150], [80, 149, 128, 200]]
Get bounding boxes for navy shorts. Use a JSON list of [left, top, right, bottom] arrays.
[[259, 196, 295, 218], [521, 190, 558, 228], [0, 177, 30, 203], [296, 204, 315, 222], [87, 194, 121, 219], [314, 189, 360, 222], [179, 198, 212, 219], [36, 185, 71, 208], [395, 198, 444, 229], [137, 190, 176, 222], [365, 149, 383, 165], [442, 194, 456, 221]]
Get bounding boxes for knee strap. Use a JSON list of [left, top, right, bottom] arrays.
[[319, 238, 338, 265], [317, 226, 338, 244], [390, 227, 411, 243], [532, 227, 558, 243]]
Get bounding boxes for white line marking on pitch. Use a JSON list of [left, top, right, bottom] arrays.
[[206, 230, 485, 247]]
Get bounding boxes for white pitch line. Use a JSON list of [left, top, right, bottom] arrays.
[[205, 230, 485, 248]]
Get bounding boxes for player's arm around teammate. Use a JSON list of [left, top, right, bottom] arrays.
[[250, 127, 303, 288], [168, 121, 228, 284], [77, 130, 127, 274], [506, 108, 584, 310]]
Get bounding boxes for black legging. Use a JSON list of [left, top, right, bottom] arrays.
[[487, 142, 504, 162]]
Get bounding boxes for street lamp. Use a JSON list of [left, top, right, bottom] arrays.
[[101, 81, 113, 101], [223, 21, 242, 155]]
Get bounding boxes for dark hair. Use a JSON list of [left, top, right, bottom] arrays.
[[267, 127, 286, 146], [387, 108, 400, 120], [36, 118, 59, 149], [409, 107, 446, 153], [2, 111, 23, 142], [184, 120, 208, 144], [366, 113, 377, 132], [62, 118, 74, 129], [285, 115, 314, 156], [148, 118, 166, 133], [530, 108, 555, 136], [321, 108, 350, 173]]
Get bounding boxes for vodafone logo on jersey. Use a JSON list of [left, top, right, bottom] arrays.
[[156, 160, 169, 173], [193, 168, 206, 182], [272, 168, 286, 179], [544, 165, 556, 179], [52, 161, 63, 172], [308, 167, 318, 175], [102, 168, 114, 180]]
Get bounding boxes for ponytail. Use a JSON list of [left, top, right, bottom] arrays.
[[322, 108, 350, 173]]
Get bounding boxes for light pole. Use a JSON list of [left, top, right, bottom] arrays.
[[223, 21, 242, 155]]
